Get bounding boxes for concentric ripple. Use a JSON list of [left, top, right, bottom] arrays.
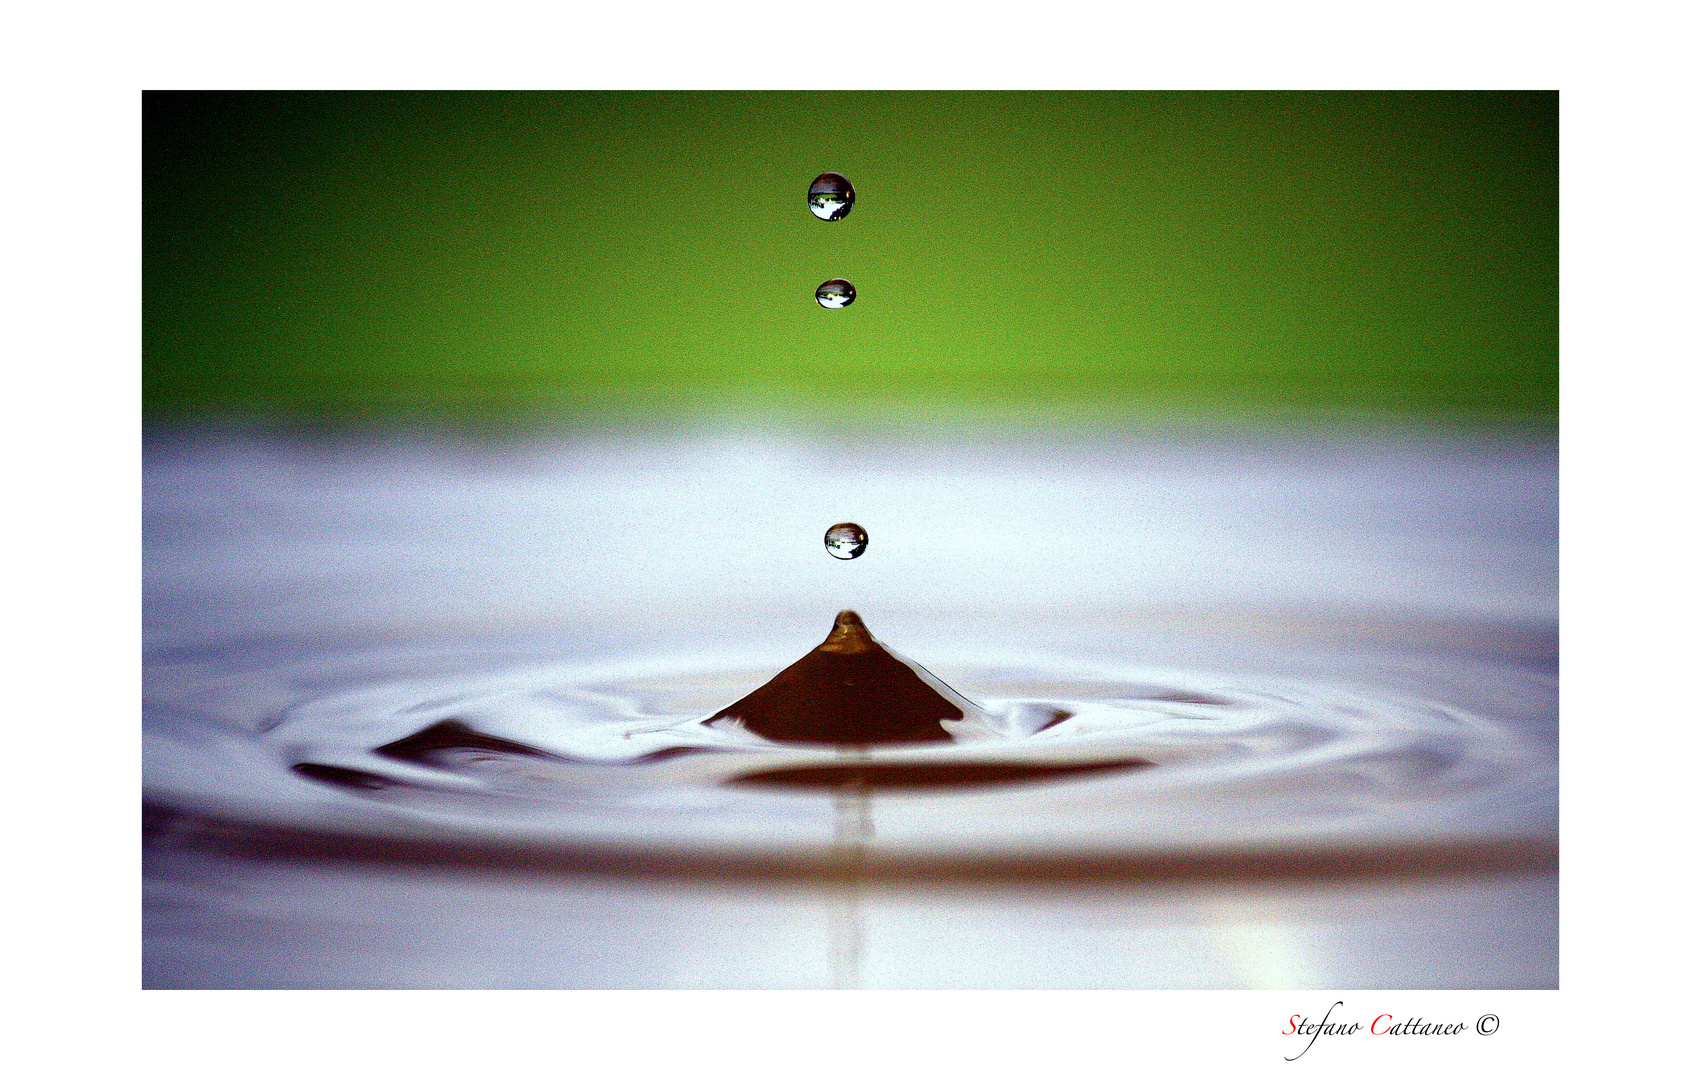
[[143, 647, 1556, 873]]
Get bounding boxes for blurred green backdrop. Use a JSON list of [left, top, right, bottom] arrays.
[[145, 91, 1556, 423]]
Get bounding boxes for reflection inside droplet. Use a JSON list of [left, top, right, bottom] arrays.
[[824, 522, 868, 559], [815, 278, 856, 309], [807, 172, 856, 221]]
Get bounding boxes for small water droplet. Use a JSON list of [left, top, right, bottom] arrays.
[[815, 279, 857, 309], [807, 172, 856, 221], [824, 522, 868, 560]]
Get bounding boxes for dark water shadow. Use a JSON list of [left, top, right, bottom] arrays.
[[729, 758, 1153, 790]]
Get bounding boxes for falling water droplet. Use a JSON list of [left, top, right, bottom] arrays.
[[807, 172, 856, 221], [815, 278, 857, 309], [824, 522, 868, 560]]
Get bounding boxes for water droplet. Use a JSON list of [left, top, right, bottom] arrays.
[[824, 522, 868, 559], [807, 172, 856, 221], [815, 278, 856, 309]]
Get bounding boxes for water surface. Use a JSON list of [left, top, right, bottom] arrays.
[[144, 417, 1556, 988]]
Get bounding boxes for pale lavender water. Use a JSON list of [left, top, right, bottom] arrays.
[[144, 416, 1556, 988]]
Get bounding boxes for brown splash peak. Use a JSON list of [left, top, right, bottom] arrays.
[[705, 610, 980, 746]]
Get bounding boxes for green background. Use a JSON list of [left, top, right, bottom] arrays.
[[145, 91, 1557, 424]]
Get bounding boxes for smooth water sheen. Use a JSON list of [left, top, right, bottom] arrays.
[[144, 421, 1556, 988]]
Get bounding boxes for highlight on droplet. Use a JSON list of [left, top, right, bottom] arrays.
[[807, 172, 856, 221], [824, 522, 868, 559], [815, 278, 856, 309]]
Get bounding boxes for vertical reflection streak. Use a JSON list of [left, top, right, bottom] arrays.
[[830, 749, 873, 989]]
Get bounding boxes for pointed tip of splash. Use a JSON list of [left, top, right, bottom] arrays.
[[819, 609, 876, 654]]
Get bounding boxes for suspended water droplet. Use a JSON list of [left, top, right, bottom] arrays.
[[824, 522, 868, 560], [807, 172, 856, 221], [815, 278, 857, 309]]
